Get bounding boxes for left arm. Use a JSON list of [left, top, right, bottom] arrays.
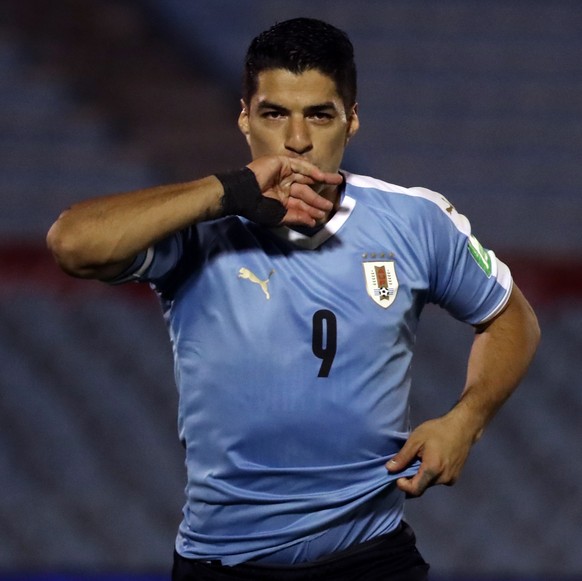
[[387, 283, 540, 497]]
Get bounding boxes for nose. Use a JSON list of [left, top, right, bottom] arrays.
[[285, 116, 313, 155]]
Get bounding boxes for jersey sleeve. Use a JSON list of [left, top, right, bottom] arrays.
[[106, 228, 195, 286], [413, 188, 513, 325]]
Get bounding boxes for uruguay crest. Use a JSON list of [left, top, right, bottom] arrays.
[[362, 260, 398, 308]]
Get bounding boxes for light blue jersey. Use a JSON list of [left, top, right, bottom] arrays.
[[122, 172, 512, 565]]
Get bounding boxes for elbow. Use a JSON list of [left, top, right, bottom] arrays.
[[46, 214, 96, 278]]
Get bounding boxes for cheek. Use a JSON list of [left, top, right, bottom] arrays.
[[320, 132, 349, 162], [248, 126, 283, 155]]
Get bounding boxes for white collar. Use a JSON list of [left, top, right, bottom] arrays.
[[271, 195, 356, 250]]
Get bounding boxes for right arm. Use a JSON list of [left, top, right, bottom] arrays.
[[46, 156, 339, 281]]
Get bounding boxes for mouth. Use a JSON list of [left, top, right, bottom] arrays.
[[286, 153, 313, 164]]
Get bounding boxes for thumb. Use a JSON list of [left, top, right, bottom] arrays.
[[386, 440, 419, 473]]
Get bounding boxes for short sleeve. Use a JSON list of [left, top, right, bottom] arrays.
[[106, 228, 195, 286], [414, 188, 513, 325]]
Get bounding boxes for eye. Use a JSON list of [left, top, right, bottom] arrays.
[[262, 110, 285, 119], [309, 111, 334, 123]]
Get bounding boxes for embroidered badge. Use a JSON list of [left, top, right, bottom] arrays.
[[362, 259, 398, 308], [467, 235, 492, 277]]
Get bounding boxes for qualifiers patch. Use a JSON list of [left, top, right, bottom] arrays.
[[363, 259, 399, 308], [468, 234, 492, 277]]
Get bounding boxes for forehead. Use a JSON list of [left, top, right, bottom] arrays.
[[250, 68, 344, 110]]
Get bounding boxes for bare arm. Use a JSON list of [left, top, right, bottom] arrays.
[[47, 175, 224, 281], [47, 156, 339, 281], [387, 284, 541, 496]]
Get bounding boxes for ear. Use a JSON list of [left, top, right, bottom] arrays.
[[238, 100, 251, 145], [346, 104, 360, 143]]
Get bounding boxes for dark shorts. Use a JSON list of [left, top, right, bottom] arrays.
[[172, 521, 429, 580]]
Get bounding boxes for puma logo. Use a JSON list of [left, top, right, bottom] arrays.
[[238, 268, 275, 300]]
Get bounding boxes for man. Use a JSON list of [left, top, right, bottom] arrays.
[[47, 17, 540, 581]]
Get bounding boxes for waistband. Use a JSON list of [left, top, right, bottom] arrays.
[[246, 522, 408, 570], [172, 521, 430, 580]]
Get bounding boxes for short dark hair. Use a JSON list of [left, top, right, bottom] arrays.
[[243, 18, 357, 109]]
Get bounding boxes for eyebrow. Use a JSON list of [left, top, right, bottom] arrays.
[[256, 100, 339, 114], [305, 102, 339, 115], [256, 101, 288, 113]]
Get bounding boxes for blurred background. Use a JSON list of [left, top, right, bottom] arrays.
[[1, 1, 581, 580]]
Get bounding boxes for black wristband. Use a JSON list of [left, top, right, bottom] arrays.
[[216, 167, 286, 227]]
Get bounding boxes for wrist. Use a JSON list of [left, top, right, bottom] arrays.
[[446, 401, 486, 444], [215, 167, 285, 226], [216, 167, 260, 216]]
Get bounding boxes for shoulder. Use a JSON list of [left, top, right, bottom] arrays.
[[343, 171, 471, 235]]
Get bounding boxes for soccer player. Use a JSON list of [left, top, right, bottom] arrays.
[[47, 17, 540, 581]]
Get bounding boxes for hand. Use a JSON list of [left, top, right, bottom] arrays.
[[248, 156, 341, 226], [386, 413, 476, 497]]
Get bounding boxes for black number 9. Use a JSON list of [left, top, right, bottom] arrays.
[[312, 309, 337, 377]]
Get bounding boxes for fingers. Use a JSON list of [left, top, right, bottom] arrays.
[[386, 424, 449, 498], [389, 442, 443, 498], [284, 195, 327, 226], [396, 468, 438, 498], [246, 155, 340, 227], [289, 182, 334, 211], [386, 439, 419, 474], [386, 415, 474, 499], [285, 157, 343, 186], [386, 439, 432, 498], [248, 156, 342, 192], [279, 179, 334, 227]]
